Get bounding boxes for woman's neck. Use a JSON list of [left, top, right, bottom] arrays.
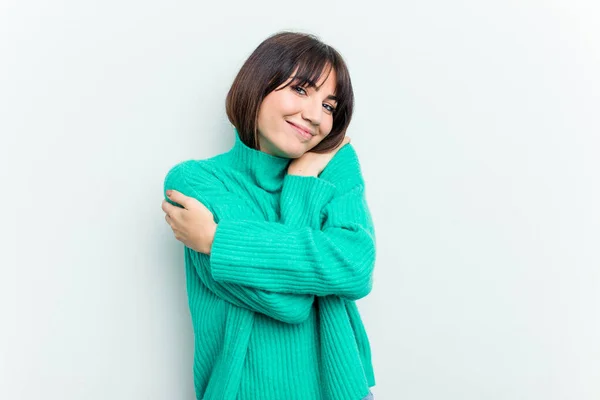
[[226, 127, 291, 193]]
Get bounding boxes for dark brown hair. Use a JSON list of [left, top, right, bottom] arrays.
[[225, 31, 354, 154]]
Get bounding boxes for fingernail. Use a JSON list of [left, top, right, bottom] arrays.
[[166, 190, 172, 197]]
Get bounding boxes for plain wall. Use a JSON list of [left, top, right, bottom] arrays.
[[1, 0, 599, 399]]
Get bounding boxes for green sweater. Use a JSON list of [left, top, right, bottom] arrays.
[[163, 128, 376, 400]]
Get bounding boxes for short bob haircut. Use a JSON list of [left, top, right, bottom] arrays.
[[225, 31, 354, 154]]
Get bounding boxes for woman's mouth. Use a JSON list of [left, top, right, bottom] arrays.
[[287, 121, 313, 140]]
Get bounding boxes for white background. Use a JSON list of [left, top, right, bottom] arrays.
[[1, 0, 599, 399]]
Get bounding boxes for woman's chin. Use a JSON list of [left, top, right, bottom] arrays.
[[275, 143, 308, 159]]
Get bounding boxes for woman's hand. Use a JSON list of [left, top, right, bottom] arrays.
[[287, 136, 351, 177], [161, 190, 217, 255]]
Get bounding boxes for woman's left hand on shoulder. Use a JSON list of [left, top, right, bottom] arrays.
[[288, 136, 351, 177], [161, 190, 217, 255]]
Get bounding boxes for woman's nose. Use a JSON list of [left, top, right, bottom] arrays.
[[301, 99, 322, 126]]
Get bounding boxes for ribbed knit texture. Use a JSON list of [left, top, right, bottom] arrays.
[[164, 128, 376, 400]]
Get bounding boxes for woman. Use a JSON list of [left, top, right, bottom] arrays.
[[161, 31, 376, 400]]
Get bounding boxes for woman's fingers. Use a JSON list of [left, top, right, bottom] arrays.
[[162, 199, 170, 213], [166, 190, 191, 209], [334, 136, 351, 152], [336, 136, 351, 150], [163, 200, 179, 228]]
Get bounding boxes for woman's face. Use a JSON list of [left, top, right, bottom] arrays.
[[256, 67, 338, 158]]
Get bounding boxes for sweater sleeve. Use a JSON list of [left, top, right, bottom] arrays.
[[278, 173, 337, 229], [209, 143, 376, 300], [209, 184, 376, 300], [164, 161, 314, 324]]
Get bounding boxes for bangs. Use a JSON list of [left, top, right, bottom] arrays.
[[282, 55, 335, 92], [270, 45, 339, 97], [270, 48, 353, 118]]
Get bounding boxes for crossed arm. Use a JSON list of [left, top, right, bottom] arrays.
[[163, 147, 375, 324]]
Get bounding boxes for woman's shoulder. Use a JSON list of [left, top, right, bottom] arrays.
[[163, 156, 227, 199], [163, 155, 255, 219], [319, 143, 366, 192], [164, 153, 226, 182], [164, 159, 201, 183]]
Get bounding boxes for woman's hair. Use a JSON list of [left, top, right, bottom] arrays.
[[225, 31, 354, 154]]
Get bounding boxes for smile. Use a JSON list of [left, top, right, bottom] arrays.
[[287, 121, 313, 140]]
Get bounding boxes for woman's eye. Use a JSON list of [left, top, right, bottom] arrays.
[[323, 104, 336, 113], [293, 86, 307, 95]]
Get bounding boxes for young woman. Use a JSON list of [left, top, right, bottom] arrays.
[[161, 31, 376, 400]]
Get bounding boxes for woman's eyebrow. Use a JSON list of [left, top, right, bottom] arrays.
[[293, 77, 338, 102]]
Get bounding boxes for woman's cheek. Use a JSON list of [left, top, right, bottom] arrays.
[[323, 118, 334, 136], [283, 94, 302, 113]]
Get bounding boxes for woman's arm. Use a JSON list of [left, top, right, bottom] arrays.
[[164, 161, 314, 324], [209, 182, 376, 300], [165, 143, 375, 303], [187, 248, 314, 324], [208, 143, 376, 300]]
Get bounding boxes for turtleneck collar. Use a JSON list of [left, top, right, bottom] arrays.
[[225, 127, 291, 193]]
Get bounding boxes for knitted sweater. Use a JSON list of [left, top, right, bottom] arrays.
[[163, 128, 376, 400]]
